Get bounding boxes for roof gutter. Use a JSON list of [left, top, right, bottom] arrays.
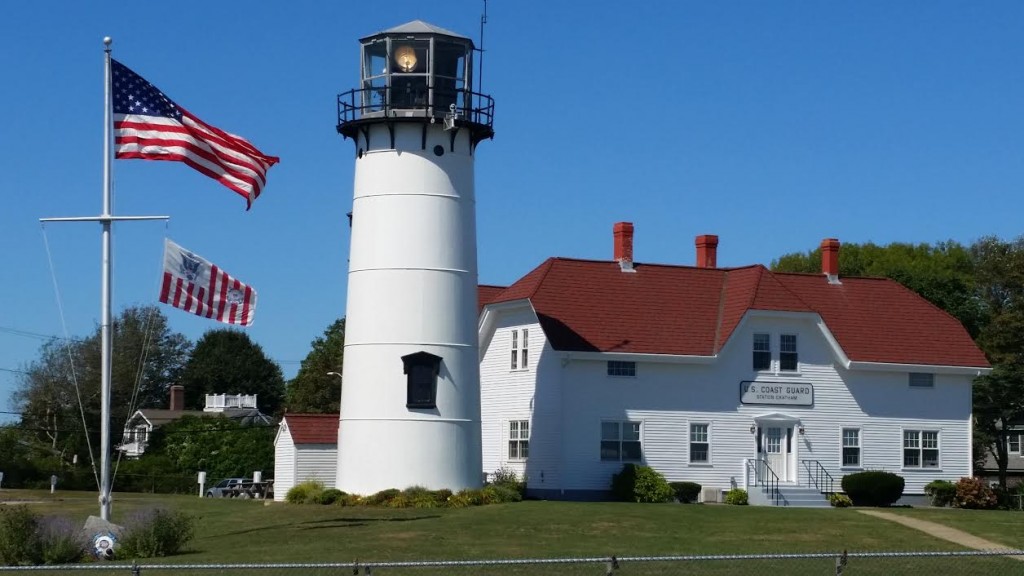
[[560, 351, 716, 365], [845, 361, 991, 377]]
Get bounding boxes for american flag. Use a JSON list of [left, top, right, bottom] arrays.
[[111, 59, 279, 209], [159, 239, 257, 326]]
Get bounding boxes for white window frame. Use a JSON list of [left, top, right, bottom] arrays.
[[600, 420, 642, 462], [510, 329, 529, 370], [607, 360, 637, 377], [779, 334, 798, 372], [689, 422, 711, 464], [508, 420, 529, 460], [1009, 431, 1021, 455], [841, 427, 861, 468], [903, 429, 940, 469]]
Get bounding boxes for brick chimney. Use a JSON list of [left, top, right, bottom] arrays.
[[613, 222, 635, 272], [169, 385, 185, 412], [695, 235, 719, 268], [820, 238, 841, 284]]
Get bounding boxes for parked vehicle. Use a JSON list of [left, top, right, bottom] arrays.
[[205, 477, 249, 498]]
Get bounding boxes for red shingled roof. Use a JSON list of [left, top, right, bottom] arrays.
[[284, 414, 338, 444], [478, 284, 506, 313], [486, 258, 988, 368]]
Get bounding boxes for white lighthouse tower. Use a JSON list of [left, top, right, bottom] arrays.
[[335, 21, 494, 494]]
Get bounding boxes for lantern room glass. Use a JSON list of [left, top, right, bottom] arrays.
[[358, 35, 474, 118]]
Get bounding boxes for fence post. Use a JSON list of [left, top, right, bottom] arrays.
[[131, 561, 141, 576], [834, 549, 848, 575], [605, 555, 619, 574]]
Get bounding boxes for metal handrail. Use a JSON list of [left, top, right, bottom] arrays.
[[800, 459, 835, 494], [337, 86, 495, 131], [747, 459, 783, 506]]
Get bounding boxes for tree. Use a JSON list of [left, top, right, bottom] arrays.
[[180, 329, 286, 415], [144, 415, 274, 480], [971, 236, 1024, 487], [286, 318, 345, 413], [12, 306, 191, 469]]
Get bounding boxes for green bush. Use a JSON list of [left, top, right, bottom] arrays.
[[285, 480, 325, 504], [317, 488, 345, 505], [398, 486, 442, 508], [952, 477, 998, 510], [669, 481, 702, 503], [610, 464, 674, 503], [924, 480, 957, 507], [484, 484, 523, 503], [724, 489, 749, 505], [840, 471, 904, 507], [828, 493, 853, 508], [337, 493, 363, 507], [0, 505, 42, 565], [365, 488, 401, 506], [489, 466, 526, 496], [446, 492, 473, 508], [117, 508, 196, 559]]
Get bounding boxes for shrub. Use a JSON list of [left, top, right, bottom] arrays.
[[317, 488, 345, 505], [285, 480, 325, 504], [337, 493, 363, 507], [38, 516, 86, 565], [828, 493, 853, 508], [399, 486, 443, 508], [365, 488, 401, 506], [952, 477, 998, 510], [610, 464, 674, 503], [669, 481, 702, 504], [118, 508, 196, 559], [924, 480, 956, 507], [485, 484, 523, 503], [434, 488, 453, 502], [724, 489, 749, 505], [840, 471, 904, 507], [446, 492, 473, 508], [0, 505, 42, 565], [490, 466, 526, 496]]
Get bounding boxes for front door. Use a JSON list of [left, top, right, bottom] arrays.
[[763, 426, 790, 482]]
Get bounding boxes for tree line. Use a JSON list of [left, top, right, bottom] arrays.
[[1, 306, 344, 489]]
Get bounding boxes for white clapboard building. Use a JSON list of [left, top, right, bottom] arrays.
[[477, 224, 990, 505], [274, 414, 339, 501]]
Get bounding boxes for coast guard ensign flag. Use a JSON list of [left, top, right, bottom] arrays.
[[159, 239, 257, 326], [111, 59, 279, 209]]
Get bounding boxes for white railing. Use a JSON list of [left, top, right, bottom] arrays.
[[204, 393, 258, 411]]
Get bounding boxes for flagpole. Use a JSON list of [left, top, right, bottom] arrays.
[[42, 38, 167, 523], [98, 36, 114, 522]]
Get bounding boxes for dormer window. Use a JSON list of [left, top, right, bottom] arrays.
[[402, 351, 441, 409]]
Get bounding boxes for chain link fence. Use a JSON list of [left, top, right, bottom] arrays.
[[0, 550, 1022, 575]]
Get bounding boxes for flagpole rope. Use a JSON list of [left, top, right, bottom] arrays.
[[113, 227, 172, 484], [39, 223, 101, 492]]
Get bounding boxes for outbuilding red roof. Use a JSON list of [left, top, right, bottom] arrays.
[[485, 258, 988, 368], [478, 284, 506, 312], [283, 414, 338, 444]]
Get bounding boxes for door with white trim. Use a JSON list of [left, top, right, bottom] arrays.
[[763, 426, 790, 482]]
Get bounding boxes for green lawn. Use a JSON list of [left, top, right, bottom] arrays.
[[0, 489, 985, 565], [888, 507, 1024, 550]]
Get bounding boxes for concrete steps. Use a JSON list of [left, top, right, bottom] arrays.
[[748, 484, 832, 508]]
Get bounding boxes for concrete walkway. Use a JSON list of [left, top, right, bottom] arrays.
[[858, 509, 1023, 561]]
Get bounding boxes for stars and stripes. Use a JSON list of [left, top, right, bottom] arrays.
[[111, 59, 279, 209], [159, 239, 257, 326]]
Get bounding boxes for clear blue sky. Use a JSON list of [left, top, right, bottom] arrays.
[[3, 1, 1022, 421]]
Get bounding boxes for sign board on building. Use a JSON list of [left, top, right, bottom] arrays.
[[740, 381, 813, 406]]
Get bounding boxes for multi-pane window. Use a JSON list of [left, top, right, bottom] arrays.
[[904, 430, 939, 468], [780, 334, 798, 371], [909, 373, 934, 388], [753, 333, 771, 371], [508, 420, 529, 460], [510, 329, 528, 370], [842, 428, 861, 467], [1009, 433, 1021, 454], [607, 361, 637, 377], [690, 423, 710, 463], [601, 421, 642, 461]]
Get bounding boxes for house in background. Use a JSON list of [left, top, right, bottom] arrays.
[[979, 424, 1024, 485], [118, 385, 272, 458], [477, 223, 990, 506], [273, 413, 339, 501]]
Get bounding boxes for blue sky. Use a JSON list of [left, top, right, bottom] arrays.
[[2, 1, 1022, 421]]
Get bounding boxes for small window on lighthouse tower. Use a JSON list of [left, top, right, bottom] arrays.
[[402, 351, 442, 409]]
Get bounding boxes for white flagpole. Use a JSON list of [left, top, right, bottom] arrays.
[[98, 36, 114, 521], [42, 39, 167, 522]]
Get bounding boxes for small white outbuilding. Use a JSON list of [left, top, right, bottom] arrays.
[[273, 414, 338, 501]]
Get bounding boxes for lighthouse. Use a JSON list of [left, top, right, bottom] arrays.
[[335, 21, 494, 494]]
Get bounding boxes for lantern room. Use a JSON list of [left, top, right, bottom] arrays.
[[337, 20, 494, 143]]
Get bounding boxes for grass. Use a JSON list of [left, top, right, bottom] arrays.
[[887, 507, 1024, 550], [0, 489, 991, 565]]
